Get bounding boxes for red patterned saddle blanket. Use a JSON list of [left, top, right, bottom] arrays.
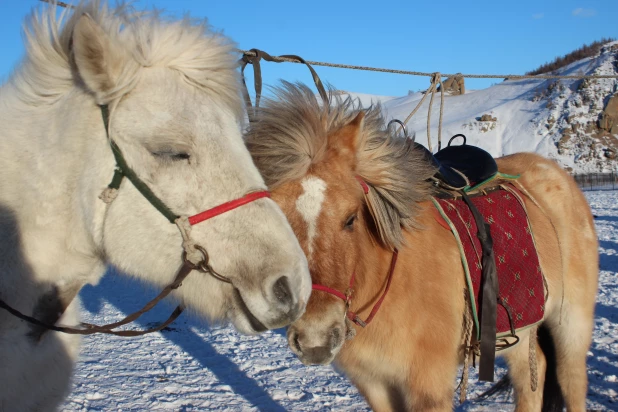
[[432, 183, 545, 339]]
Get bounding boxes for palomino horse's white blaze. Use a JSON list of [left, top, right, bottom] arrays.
[[0, 2, 310, 410], [296, 176, 327, 260]]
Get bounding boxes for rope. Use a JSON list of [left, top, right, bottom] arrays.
[[427, 77, 438, 151], [529, 326, 539, 392], [460, 291, 475, 404], [240, 50, 618, 80], [41, 0, 618, 153], [37, 0, 618, 81], [38, 0, 73, 8], [175, 216, 202, 265]]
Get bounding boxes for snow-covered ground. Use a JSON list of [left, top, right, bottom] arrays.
[[62, 190, 618, 411]]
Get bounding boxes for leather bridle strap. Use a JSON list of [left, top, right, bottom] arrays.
[[101, 105, 271, 228], [0, 261, 194, 336], [312, 249, 398, 328], [351, 249, 398, 327], [310, 175, 399, 328]]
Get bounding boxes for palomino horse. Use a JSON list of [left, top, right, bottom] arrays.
[[0, 2, 310, 410], [246, 82, 598, 411]]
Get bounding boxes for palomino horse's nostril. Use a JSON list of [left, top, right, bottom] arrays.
[[330, 325, 343, 349], [273, 276, 293, 307], [294, 333, 302, 353]]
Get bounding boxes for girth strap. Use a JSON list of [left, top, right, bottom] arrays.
[[462, 192, 499, 382]]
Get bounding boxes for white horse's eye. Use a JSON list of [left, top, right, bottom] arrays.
[[151, 150, 191, 161]]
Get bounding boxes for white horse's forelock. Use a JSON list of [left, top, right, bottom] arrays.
[[14, 0, 241, 114]]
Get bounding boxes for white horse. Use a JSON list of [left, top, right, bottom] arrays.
[[0, 2, 311, 410]]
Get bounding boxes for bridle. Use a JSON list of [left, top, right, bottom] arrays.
[[312, 249, 398, 328], [0, 104, 270, 336], [310, 177, 399, 329]]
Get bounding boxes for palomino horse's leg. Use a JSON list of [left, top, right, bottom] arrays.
[[503, 328, 547, 412], [407, 365, 456, 412], [545, 304, 594, 412], [351, 376, 408, 412]]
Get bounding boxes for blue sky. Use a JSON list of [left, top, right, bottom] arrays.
[[0, 0, 616, 96]]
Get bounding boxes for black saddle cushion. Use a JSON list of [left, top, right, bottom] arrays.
[[434, 145, 498, 186], [414, 142, 498, 188]]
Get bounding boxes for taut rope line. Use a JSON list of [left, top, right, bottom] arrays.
[[38, 0, 618, 81]]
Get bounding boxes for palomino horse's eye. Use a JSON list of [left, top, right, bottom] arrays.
[[151, 150, 191, 161], [344, 214, 357, 230]]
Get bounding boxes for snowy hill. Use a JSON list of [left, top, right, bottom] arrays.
[[343, 41, 618, 173]]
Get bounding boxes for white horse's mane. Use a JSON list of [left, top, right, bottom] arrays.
[[11, 0, 241, 112]]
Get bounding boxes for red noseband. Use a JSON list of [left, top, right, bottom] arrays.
[[188, 191, 271, 226]]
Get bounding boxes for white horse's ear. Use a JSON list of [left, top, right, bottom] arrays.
[[72, 14, 126, 104]]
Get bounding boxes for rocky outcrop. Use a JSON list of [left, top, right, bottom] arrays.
[[479, 114, 497, 122], [599, 94, 618, 134], [438, 74, 465, 95]]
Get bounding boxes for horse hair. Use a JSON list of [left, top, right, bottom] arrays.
[[12, 0, 242, 113], [245, 82, 436, 249]]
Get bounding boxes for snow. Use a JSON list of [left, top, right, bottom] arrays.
[[61, 190, 618, 411], [341, 42, 618, 174]]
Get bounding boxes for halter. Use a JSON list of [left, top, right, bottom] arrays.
[[0, 104, 270, 336], [312, 249, 398, 328], [310, 177, 399, 328]]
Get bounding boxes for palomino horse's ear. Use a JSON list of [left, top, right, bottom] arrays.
[[331, 111, 365, 163], [72, 14, 126, 104]]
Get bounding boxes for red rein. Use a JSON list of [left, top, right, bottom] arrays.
[[188, 191, 271, 226], [311, 176, 399, 328]]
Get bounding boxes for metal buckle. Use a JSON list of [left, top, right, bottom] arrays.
[[182, 245, 232, 284]]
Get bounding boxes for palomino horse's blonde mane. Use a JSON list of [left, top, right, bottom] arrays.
[[12, 0, 241, 113], [246, 82, 436, 248]]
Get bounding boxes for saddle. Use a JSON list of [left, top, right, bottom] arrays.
[[423, 135, 545, 383], [416, 134, 498, 189]]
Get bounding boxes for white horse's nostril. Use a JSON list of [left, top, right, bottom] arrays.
[[273, 276, 293, 307]]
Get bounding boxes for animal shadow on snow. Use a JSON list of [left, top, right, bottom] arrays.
[[80, 269, 287, 412], [594, 215, 618, 224], [598, 240, 618, 273], [588, 302, 618, 405], [0, 205, 75, 406]]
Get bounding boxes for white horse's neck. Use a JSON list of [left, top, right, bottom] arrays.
[[0, 84, 111, 308]]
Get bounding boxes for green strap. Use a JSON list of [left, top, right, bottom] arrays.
[[100, 105, 179, 224]]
